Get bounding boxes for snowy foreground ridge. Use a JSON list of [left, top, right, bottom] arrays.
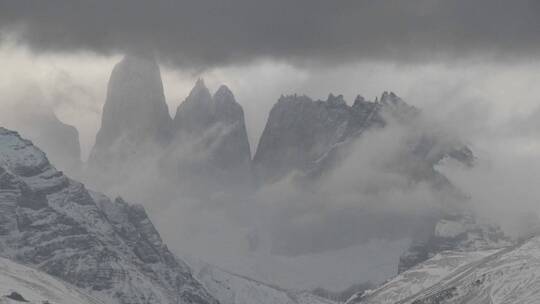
[[188, 258, 335, 304], [0, 256, 102, 304], [0, 127, 217, 304], [348, 236, 540, 304]]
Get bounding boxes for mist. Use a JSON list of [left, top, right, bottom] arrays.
[[1, 43, 540, 292]]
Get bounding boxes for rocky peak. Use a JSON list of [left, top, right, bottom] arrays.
[[213, 85, 245, 124], [87, 55, 172, 189], [173, 78, 214, 135], [91, 54, 171, 151], [170, 81, 253, 194], [254, 91, 471, 186], [380, 91, 399, 105], [326, 93, 347, 107], [352, 95, 367, 107], [378, 91, 420, 122], [190, 78, 213, 106], [379, 91, 410, 110], [253, 94, 354, 183], [214, 85, 235, 104]]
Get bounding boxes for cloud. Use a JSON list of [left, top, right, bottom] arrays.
[[2, 0, 540, 68]]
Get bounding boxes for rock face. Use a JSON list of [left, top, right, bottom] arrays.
[[87, 54, 172, 186], [188, 258, 336, 304], [0, 127, 217, 304], [170, 80, 253, 193], [253, 92, 471, 184], [253, 94, 365, 183], [87, 56, 252, 196], [0, 105, 81, 175], [253, 91, 484, 275]]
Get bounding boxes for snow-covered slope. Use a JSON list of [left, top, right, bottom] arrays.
[[0, 127, 217, 304], [351, 235, 540, 304], [0, 256, 102, 304], [346, 250, 496, 304], [188, 259, 335, 304], [398, 215, 512, 273]]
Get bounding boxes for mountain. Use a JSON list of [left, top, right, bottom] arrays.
[[0, 103, 81, 175], [253, 93, 367, 183], [187, 258, 336, 304], [173, 79, 216, 136], [87, 56, 252, 197], [87, 54, 172, 187], [0, 127, 217, 304], [348, 235, 540, 304], [249, 91, 487, 289], [0, 256, 103, 304], [170, 80, 253, 194], [253, 91, 472, 184]]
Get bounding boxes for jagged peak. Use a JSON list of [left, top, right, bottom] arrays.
[[194, 78, 207, 89], [352, 95, 368, 107], [187, 78, 212, 100], [277, 94, 313, 103], [326, 93, 346, 107], [380, 91, 402, 105], [116, 53, 160, 75], [213, 85, 235, 102], [114, 196, 128, 205]]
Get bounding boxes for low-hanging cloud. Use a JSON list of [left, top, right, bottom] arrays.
[[1, 0, 540, 68]]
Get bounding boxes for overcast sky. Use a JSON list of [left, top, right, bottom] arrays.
[[1, 1, 540, 154], [2, 0, 540, 67]]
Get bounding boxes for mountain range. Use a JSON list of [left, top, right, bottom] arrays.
[[0, 54, 528, 303]]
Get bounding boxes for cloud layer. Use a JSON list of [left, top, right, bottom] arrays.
[[2, 0, 540, 68]]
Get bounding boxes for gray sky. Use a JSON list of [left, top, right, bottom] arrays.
[[2, 0, 540, 155], [2, 0, 540, 67]]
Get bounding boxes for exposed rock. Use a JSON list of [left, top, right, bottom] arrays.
[[253, 91, 470, 184], [86, 58, 253, 197], [173, 79, 215, 136], [87, 54, 172, 188], [253, 94, 363, 183], [170, 80, 253, 194]]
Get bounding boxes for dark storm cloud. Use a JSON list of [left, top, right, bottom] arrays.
[[0, 0, 540, 66], [2, 0, 540, 67]]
